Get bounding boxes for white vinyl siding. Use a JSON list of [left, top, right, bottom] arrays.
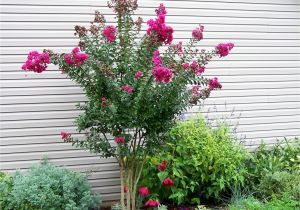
[[0, 0, 299, 201]]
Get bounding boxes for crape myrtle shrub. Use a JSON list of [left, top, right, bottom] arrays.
[[21, 0, 234, 209]]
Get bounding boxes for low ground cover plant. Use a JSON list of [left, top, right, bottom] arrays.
[[1, 159, 100, 210]]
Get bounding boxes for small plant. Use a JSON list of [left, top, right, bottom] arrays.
[[256, 171, 300, 201], [246, 138, 300, 196], [111, 203, 123, 210], [7, 159, 100, 210], [0, 172, 13, 210], [156, 204, 168, 210], [139, 115, 248, 205]]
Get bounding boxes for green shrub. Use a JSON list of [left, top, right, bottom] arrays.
[[0, 172, 13, 210], [139, 115, 248, 205], [7, 159, 100, 210], [246, 138, 300, 197], [256, 171, 300, 201]]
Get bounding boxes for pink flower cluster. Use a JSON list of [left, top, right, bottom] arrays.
[[208, 77, 222, 90], [22, 51, 50, 73], [134, 70, 143, 79], [190, 60, 205, 75], [192, 85, 201, 95], [64, 47, 89, 66], [151, 51, 172, 83], [162, 177, 174, 188], [60, 131, 71, 142], [175, 41, 183, 56], [102, 25, 117, 42], [152, 67, 172, 83], [157, 160, 167, 171], [192, 25, 204, 41], [121, 85, 133, 93], [215, 42, 234, 57], [139, 186, 150, 197], [101, 97, 108, 107], [145, 199, 160, 207], [115, 136, 125, 144], [147, 4, 174, 44]]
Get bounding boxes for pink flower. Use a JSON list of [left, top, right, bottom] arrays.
[[192, 25, 204, 41], [102, 25, 117, 42], [151, 66, 172, 83], [192, 85, 201, 95], [195, 66, 205, 75], [60, 131, 71, 140], [162, 177, 174, 188], [121, 85, 133, 93], [155, 3, 167, 16], [152, 50, 162, 67], [157, 160, 167, 171], [191, 60, 198, 71], [64, 47, 89, 66], [208, 77, 222, 90], [145, 199, 160, 207], [101, 97, 107, 107], [139, 186, 150, 197], [134, 70, 143, 79], [215, 42, 234, 57], [147, 4, 173, 44], [22, 51, 50, 73], [182, 63, 189, 69], [115, 136, 125, 144], [175, 41, 183, 55]]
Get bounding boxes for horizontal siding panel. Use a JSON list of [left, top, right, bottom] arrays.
[[2, 0, 298, 6], [2, 14, 299, 26], [1, 102, 300, 129], [1, 9, 299, 20], [0, 156, 116, 170], [1, 81, 299, 96], [2, 31, 300, 40], [1, 1, 298, 12], [2, 23, 300, 33]]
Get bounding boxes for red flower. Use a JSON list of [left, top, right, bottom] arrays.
[[215, 42, 234, 57], [208, 77, 222, 90], [60, 131, 71, 141], [22, 51, 50, 73], [134, 70, 143, 79], [101, 97, 107, 107], [192, 25, 204, 41], [145, 199, 160, 207], [139, 186, 150, 197], [157, 160, 167, 171], [162, 177, 174, 188], [121, 85, 133, 93], [64, 47, 89, 66], [124, 186, 128, 193], [102, 25, 117, 42], [182, 63, 189, 69], [115, 136, 125, 144]]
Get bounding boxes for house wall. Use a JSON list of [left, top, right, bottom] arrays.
[[1, 0, 299, 201]]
